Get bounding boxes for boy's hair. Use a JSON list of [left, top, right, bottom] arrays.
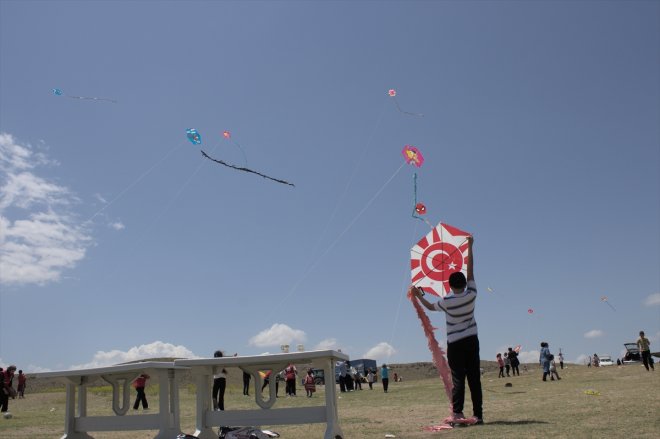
[[448, 272, 467, 290]]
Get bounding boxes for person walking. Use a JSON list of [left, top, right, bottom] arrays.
[[304, 369, 316, 397], [557, 351, 564, 370], [637, 331, 655, 371], [132, 373, 150, 410], [380, 364, 389, 393]]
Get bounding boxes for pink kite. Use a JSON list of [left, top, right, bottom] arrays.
[[402, 145, 424, 168], [223, 130, 231, 139], [528, 308, 534, 314], [388, 89, 397, 97], [410, 222, 471, 297], [514, 345, 522, 353]]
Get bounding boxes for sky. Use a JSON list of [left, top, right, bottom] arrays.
[[0, 0, 658, 372]]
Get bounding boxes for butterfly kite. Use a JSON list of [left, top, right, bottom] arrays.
[[186, 129, 294, 187], [52, 88, 117, 103], [388, 89, 423, 117]]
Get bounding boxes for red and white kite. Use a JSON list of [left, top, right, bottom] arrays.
[[410, 222, 471, 297]]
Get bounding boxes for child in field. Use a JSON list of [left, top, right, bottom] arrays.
[[132, 373, 150, 410], [496, 353, 505, 378], [549, 359, 561, 380], [411, 235, 483, 425], [504, 352, 511, 376], [304, 369, 316, 397]]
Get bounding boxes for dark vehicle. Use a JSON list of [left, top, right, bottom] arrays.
[[622, 343, 641, 364]]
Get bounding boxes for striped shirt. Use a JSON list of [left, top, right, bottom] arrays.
[[433, 280, 478, 343]]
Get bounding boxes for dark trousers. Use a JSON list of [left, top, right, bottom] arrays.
[[511, 364, 520, 376], [285, 378, 296, 395], [213, 377, 226, 410], [504, 365, 510, 376], [641, 350, 655, 371], [243, 373, 251, 395], [339, 375, 346, 392], [382, 378, 389, 392], [0, 391, 8, 412], [560, 361, 564, 370], [133, 387, 148, 409], [498, 367, 504, 378], [368, 382, 373, 389], [447, 335, 483, 418]]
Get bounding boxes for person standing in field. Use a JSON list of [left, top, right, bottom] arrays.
[[503, 352, 511, 376], [212, 350, 227, 410], [242, 371, 251, 396], [496, 353, 505, 378], [637, 331, 655, 371], [557, 351, 564, 370], [549, 358, 561, 381], [539, 342, 553, 381], [410, 235, 484, 424], [304, 369, 316, 397], [508, 347, 520, 376], [367, 369, 375, 389], [132, 373, 150, 410], [380, 364, 389, 393], [284, 363, 297, 396], [17, 371, 26, 398], [1, 365, 16, 416]]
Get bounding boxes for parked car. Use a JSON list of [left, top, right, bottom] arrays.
[[598, 356, 614, 366], [622, 343, 642, 364]]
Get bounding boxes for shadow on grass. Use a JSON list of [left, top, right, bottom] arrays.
[[486, 420, 550, 426]]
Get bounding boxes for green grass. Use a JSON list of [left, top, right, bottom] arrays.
[[1, 364, 658, 438]]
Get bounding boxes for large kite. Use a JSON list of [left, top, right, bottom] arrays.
[[410, 222, 471, 297]]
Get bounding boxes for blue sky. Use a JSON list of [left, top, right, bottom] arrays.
[[0, 1, 658, 372]]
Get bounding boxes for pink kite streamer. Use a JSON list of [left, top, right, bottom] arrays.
[[409, 291, 453, 413]]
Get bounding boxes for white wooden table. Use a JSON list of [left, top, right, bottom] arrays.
[[35, 361, 187, 439], [175, 350, 348, 439]]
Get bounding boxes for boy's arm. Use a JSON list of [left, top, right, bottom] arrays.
[[409, 286, 437, 311], [466, 235, 474, 282]]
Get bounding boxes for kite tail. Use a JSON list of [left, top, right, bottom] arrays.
[[409, 292, 453, 413]]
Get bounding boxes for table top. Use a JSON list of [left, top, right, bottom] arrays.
[[175, 350, 348, 368], [34, 361, 187, 379]]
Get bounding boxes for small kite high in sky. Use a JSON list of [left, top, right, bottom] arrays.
[[222, 130, 248, 166], [402, 145, 424, 168], [186, 128, 202, 145], [52, 88, 117, 103], [388, 88, 424, 117], [410, 222, 471, 297], [600, 296, 616, 311], [411, 172, 433, 228]]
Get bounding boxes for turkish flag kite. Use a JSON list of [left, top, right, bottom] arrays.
[[410, 222, 471, 297]]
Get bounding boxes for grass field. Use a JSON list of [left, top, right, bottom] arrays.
[[1, 363, 658, 438]]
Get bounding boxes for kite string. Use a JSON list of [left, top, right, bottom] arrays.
[[267, 160, 406, 320], [305, 100, 389, 262], [87, 141, 187, 223], [390, 220, 420, 345]]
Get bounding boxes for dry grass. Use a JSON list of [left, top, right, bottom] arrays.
[[1, 363, 659, 438]]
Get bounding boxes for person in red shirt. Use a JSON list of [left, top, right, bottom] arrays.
[[17, 370, 27, 398], [284, 363, 297, 396], [132, 373, 150, 410]]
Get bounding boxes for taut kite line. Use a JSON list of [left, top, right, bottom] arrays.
[[201, 150, 294, 187]]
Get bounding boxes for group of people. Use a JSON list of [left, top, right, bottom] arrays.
[[1, 365, 28, 418], [495, 348, 521, 377], [338, 360, 392, 393]]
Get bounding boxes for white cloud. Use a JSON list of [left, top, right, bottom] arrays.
[[248, 323, 307, 348], [314, 338, 340, 351], [0, 133, 91, 286], [69, 341, 199, 370], [109, 221, 125, 230], [517, 350, 540, 363], [363, 342, 396, 360], [584, 329, 604, 339], [643, 293, 660, 307]]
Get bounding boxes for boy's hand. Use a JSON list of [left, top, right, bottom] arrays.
[[408, 285, 422, 298]]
